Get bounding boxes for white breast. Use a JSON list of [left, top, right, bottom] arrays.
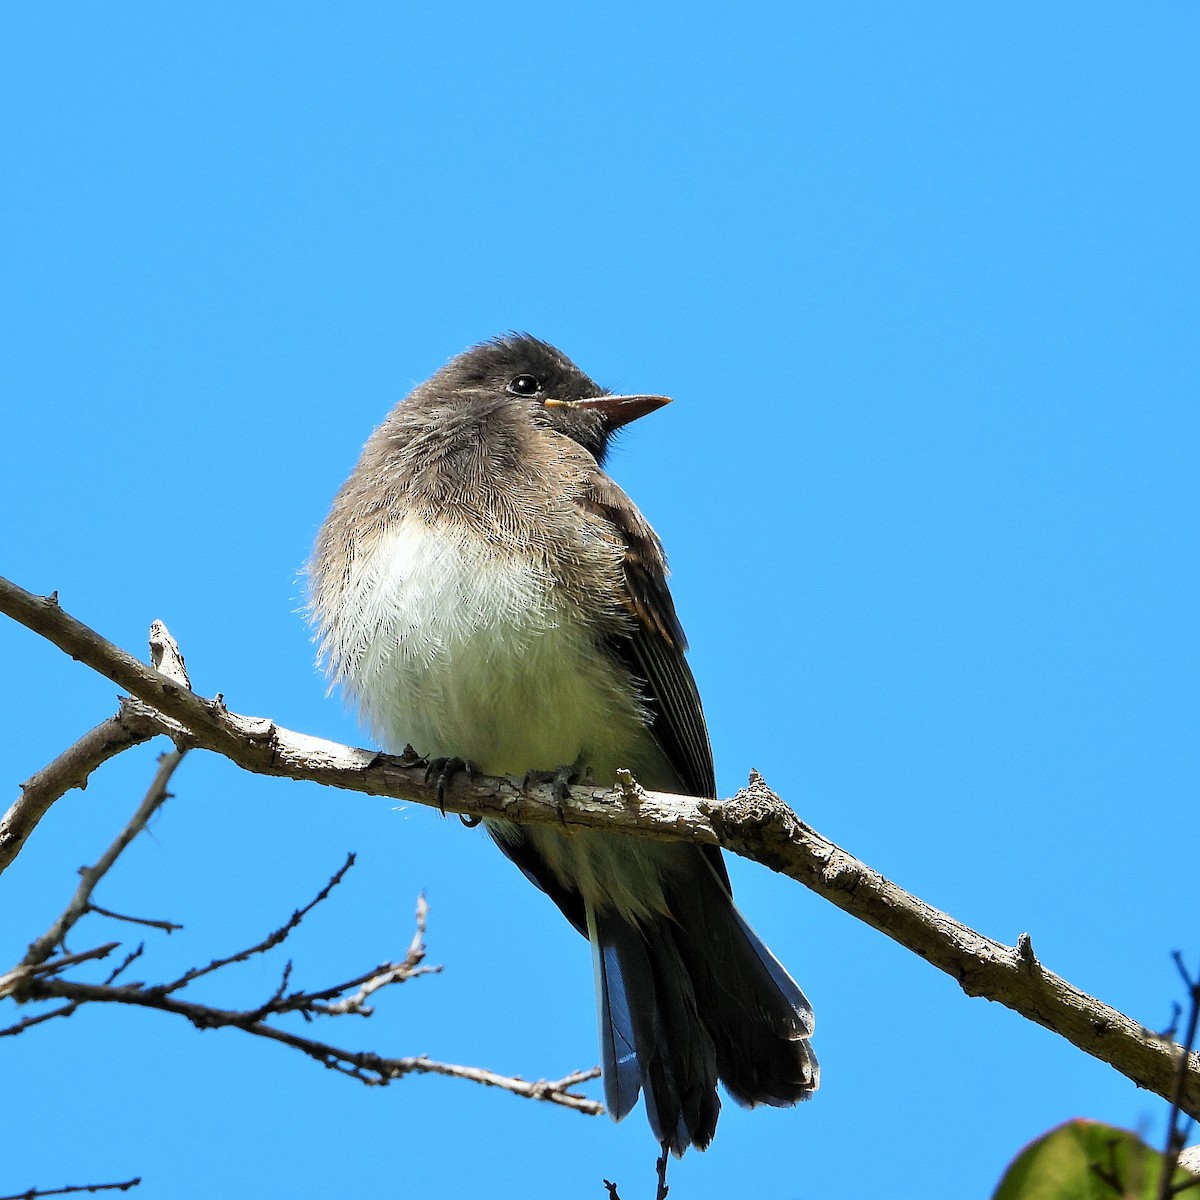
[[316, 516, 689, 921], [318, 518, 649, 778]]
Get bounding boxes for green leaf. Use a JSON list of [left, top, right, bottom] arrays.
[[992, 1119, 1198, 1200]]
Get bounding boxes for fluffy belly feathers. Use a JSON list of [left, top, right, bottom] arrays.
[[319, 516, 691, 916], [317, 518, 687, 920], [322, 519, 648, 779]]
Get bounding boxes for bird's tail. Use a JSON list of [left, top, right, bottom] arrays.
[[587, 855, 818, 1155]]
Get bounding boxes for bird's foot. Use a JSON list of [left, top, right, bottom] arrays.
[[423, 756, 475, 816], [522, 765, 581, 826]]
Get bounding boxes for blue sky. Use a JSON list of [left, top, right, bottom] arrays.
[[3, 4, 1198, 1197]]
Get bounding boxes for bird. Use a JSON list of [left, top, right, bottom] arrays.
[[307, 334, 818, 1154]]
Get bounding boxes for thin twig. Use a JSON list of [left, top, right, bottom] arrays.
[[100, 944, 146, 986], [1, 703, 600, 1123], [158, 852, 355, 994], [87, 904, 183, 935], [20, 944, 120, 979], [0, 618, 190, 879], [20, 750, 187, 969], [310, 894, 435, 1016], [5, 816, 599, 1119], [260, 955, 440, 1020], [21, 970, 602, 1110], [655, 1145, 670, 1200], [307, 960, 441, 1018], [1159, 955, 1200, 1200], [0, 1002, 80, 1038], [0, 1179, 141, 1200], [255, 960, 295, 1017], [0, 706, 164, 875], [0, 943, 120, 1002]]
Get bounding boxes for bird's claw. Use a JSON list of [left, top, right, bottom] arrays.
[[522, 765, 581, 826], [424, 756, 474, 815]]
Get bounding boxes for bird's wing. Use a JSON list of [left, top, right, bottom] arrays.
[[580, 469, 718, 804], [485, 462, 729, 933]]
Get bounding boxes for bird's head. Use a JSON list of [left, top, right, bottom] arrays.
[[430, 333, 671, 464]]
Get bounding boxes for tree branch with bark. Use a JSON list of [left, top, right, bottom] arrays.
[[1, 571, 1196, 1128], [0, 585, 603, 1143]]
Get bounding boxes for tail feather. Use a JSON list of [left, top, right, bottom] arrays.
[[590, 904, 719, 1154], [728, 905, 816, 1037], [667, 862, 818, 1109], [640, 923, 719, 1152], [589, 852, 818, 1154], [589, 906, 654, 1123]]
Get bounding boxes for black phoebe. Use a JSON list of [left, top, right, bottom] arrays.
[[308, 335, 817, 1153]]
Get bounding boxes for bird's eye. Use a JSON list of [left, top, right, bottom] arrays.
[[507, 374, 543, 396]]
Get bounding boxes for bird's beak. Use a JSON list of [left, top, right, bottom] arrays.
[[545, 394, 672, 430]]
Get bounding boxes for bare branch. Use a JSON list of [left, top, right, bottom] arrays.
[[603, 1145, 670, 1200], [0, 577, 282, 767], [655, 1146, 670, 1200], [3, 574, 1199, 1118], [5, 806, 595, 1118], [711, 772, 1200, 1120], [391, 1059, 601, 1111], [0, 944, 120, 1003], [158, 852, 355, 994], [20, 972, 601, 1112], [1160, 956, 1200, 1199], [309, 959, 440, 1018], [1, 704, 163, 875], [100, 944, 146, 986], [0, 1179, 141, 1200], [24, 944, 121, 978], [19, 750, 186, 970], [86, 905, 183, 935], [312, 894, 434, 1016], [147, 620, 191, 688], [0, 1001, 80, 1038], [0, 618, 190, 878]]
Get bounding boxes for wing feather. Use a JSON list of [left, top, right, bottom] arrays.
[[581, 471, 718, 805]]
